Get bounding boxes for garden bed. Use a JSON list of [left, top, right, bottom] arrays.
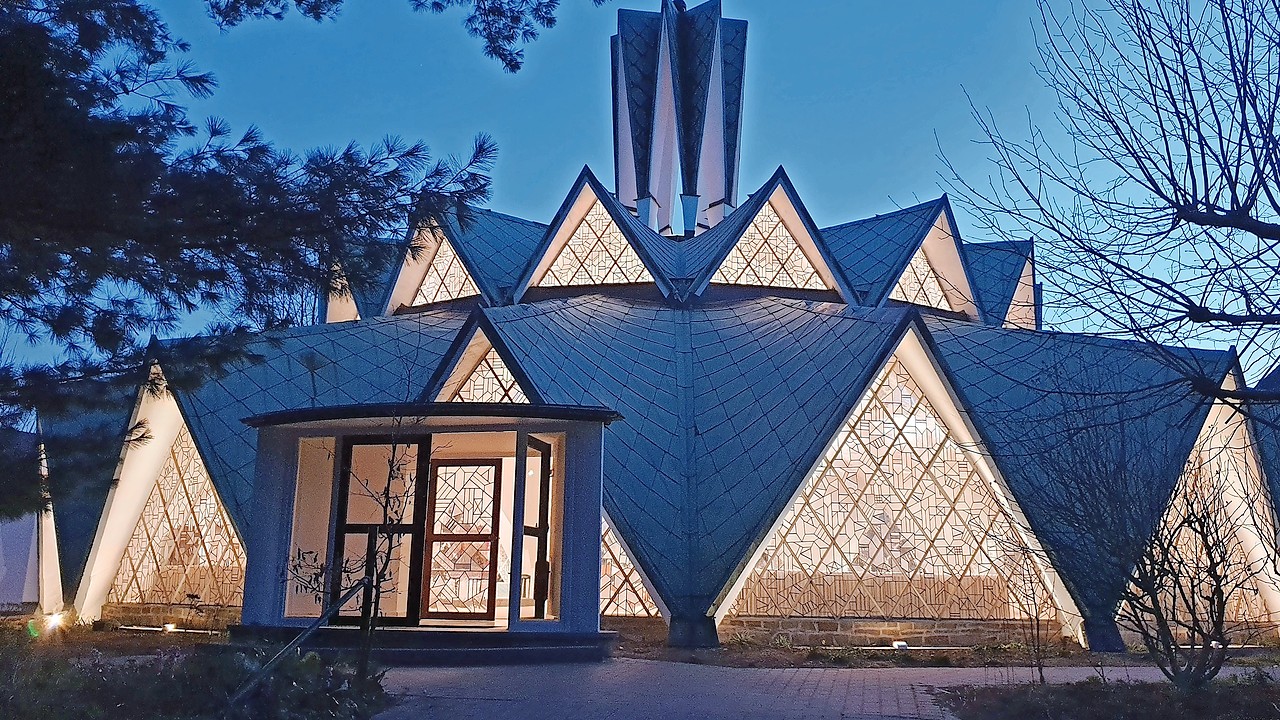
[[937, 674, 1280, 720], [0, 625, 388, 720]]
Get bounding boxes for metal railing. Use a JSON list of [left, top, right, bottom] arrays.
[[225, 576, 374, 712]]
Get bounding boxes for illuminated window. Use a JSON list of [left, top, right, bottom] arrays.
[[539, 203, 655, 286], [414, 236, 480, 305], [108, 425, 246, 608], [711, 202, 827, 289], [729, 356, 1056, 622], [450, 347, 529, 404], [601, 519, 660, 617], [1151, 412, 1277, 624], [890, 249, 954, 310]]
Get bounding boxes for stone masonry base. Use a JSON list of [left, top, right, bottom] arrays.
[[719, 616, 1067, 648], [99, 602, 241, 631]]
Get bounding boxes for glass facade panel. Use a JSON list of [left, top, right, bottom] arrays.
[[413, 236, 480, 305], [539, 202, 655, 286], [729, 356, 1057, 622], [889, 248, 954, 310], [427, 541, 494, 615], [108, 425, 246, 608], [710, 202, 827, 289], [450, 347, 529, 404], [600, 519, 660, 617]]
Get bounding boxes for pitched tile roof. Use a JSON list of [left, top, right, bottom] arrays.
[[444, 208, 549, 306], [484, 294, 909, 616], [163, 309, 470, 531], [820, 197, 947, 305], [965, 240, 1033, 326], [927, 318, 1233, 617]]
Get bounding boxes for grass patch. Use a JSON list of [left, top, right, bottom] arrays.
[[0, 627, 389, 720], [938, 673, 1280, 720]]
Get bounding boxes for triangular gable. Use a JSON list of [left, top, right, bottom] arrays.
[[889, 243, 955, 310], [514, 169, 679, 301], [1157, 392, 1280, 623], [75, 377, 245, 621], [686, 168, 853, 302], [430, 322, 535, 405], [411, 232, 480, 306], [106, 421, 246, 609], [713, 325, 1078, 633], [381, 209, 549, 313], [884, 204, 981, 319], [710, 198, 826, 290]]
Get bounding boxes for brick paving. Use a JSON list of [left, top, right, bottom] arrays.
[[377, 659, 1194, 720]]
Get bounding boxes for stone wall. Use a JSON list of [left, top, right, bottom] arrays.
[[720, 615, 1067, 648], [99, 602, 241, 631]]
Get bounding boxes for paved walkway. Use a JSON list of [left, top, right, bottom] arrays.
[[378, 660, 1192, 720]]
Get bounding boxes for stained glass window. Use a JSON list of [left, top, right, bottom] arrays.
[[711, 202, 827, 289], [108, 425, 246, 608], [539, 202, 655, 286], [728, 356, 1057, 622], [413, 235, 480, 305], [450, 347, 529, 404], [889, 249, 954, 310], [600, 519, 660, 617]]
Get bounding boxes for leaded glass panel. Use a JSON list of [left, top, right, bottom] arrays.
[[539, 202, 655, 286], [450, 347, 529, 404], [889, 249, 954, 310], [710, 202, 827, 289], [107, 425, 246, 608], [413, 236, 480, 305], [600, 520, 660, 617], [729, 357, 1057, 622], [1154, 419, 1277, 624]]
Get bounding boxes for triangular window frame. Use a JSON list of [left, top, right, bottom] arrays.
[[531, 187, 657, 290], [1145, 391, 1280, 625], [600, 512, 667, 618], [710, 196, 829, 290], [714, 328, 1081, 637], [434, 326, 533, 405], [412, 232, 481, 306], [887, 212, 981, 319]]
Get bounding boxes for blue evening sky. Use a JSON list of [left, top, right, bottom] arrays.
[[156, 0, 1052, 232]]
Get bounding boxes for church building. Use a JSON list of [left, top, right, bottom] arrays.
[[52, 1, 1280, 651]]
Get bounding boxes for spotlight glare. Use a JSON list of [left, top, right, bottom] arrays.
[[44, 613, 64, 631], [163, 623, 177, 633]]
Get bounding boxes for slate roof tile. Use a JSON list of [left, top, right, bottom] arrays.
[[820, 198, 946, 305], [965, 240, 1034, 326], [165, 309, 470, 531]]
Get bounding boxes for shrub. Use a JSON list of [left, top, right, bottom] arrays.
[[938, 673, 1280, 720], [0, 630, 388, 720]]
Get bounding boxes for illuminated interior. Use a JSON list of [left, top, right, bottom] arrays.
[[539, 202, 656, 287], [107, 425, 246, 609], [727, 354, 1058, 623], [711, 202, 827, 290]]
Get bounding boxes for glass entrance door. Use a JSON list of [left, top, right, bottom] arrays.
[[523, 436, 553, 619], [421, 460, 502, 620]]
